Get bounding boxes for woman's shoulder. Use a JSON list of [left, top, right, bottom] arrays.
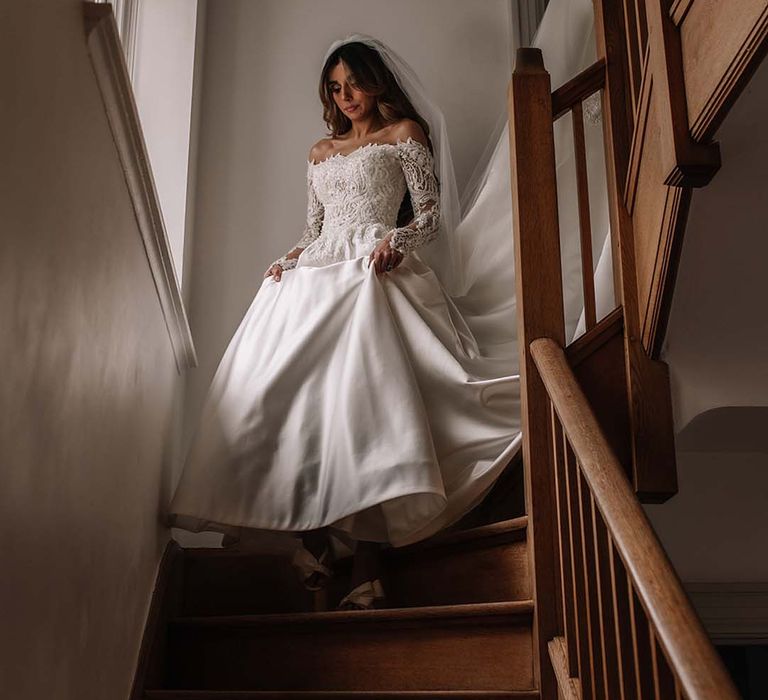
[[388, 119, 429, 149], [308, 138, 335, 164]]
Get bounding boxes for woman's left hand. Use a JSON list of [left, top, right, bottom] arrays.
[[369, 234, 404, 275]]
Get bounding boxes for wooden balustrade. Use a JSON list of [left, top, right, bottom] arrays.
[[507, 34, 752, 697], [531, 337, 740, 700], [550, 60, 607, 333]]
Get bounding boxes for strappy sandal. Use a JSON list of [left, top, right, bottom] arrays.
[[337, 578, 386, 610], [291, 544, 333, 591]]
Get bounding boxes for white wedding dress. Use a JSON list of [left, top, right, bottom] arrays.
[[169, 136, 521, 548]]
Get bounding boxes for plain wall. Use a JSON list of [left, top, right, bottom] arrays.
[[663, 56, 768, 432], [132, 0, 199, 281], [178, 0, 515, 542], [0, 2, 182, 697], [649, 53, 768, 586], [645, 451, 768, 582]]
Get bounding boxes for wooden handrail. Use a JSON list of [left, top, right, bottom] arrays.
[[530, 337, 740, 700]]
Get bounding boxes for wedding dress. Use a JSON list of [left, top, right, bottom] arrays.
[[169, 136, 521, 548], [169, 0, 603, 552]]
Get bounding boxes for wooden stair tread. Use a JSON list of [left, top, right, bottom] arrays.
[[170, 600, 534, 629], [145, 691, 539, 698], [389, 517, 528, 555]]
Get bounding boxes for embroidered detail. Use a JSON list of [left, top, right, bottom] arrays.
[[270, 137, 441, 269], [387, 139, 440, 255]]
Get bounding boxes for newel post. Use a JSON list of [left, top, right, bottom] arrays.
[[508, 48, 565, 700]]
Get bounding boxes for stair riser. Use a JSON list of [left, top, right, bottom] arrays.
[[183, 536, 529, 616], [166, 619, 533, 691], [380, 536, 530, 608], [182, 554, 315, 616]]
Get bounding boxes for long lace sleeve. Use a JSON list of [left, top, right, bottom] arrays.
[[269, 163, 324, 271], [388, 137, 441, 256]]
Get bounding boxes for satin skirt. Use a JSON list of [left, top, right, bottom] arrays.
[[169, 249, 521, 548]]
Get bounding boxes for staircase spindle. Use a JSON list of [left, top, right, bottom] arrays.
[[552, 405, 580, 678], [571, 101, 598, 330], [609, 542, 638, 700], [652, 628, 678, 699], [592, 501, 622, 699], [577, 468, 605, 699], [564, 444, 593, 699], [629, 585, 655, 699]]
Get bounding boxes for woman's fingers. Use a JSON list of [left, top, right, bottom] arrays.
[[369, 239, 403, 274], [371, 248, 403, 274]]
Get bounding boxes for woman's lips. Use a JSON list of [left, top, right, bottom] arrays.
[[345, 105, 359, 113]]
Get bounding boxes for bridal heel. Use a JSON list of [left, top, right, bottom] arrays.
[[291, 545, 333, 591], [337, 578, 386, 610]]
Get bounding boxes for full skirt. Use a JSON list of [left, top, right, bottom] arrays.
[[169, 251, 521, 548]]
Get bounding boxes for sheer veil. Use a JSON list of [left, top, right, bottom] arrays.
[[325, 0, 605, 363]]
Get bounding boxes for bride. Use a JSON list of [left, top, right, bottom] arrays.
[[168, 36, 521, 610]]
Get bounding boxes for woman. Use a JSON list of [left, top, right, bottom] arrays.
[[168, 36, 522, 610]]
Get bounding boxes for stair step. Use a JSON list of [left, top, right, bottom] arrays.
[[181, 517, 529, 615], [145, 691, 540, 699], [378, 517, 530, 608], [163, 601, 534, 692], [181, 552, 314, 616]]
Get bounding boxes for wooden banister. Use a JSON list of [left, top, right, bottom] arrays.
[[530, 336, 740, 700]]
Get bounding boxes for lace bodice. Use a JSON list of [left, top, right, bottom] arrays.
[[270, 137, 440, 271]]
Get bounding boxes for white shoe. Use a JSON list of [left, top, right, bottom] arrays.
[[337, 578, 386, 610], [291, 545, 333, 591]]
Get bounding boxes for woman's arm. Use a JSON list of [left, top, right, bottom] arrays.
[[369, 120, 440, 274], [265, 143, 327, 281]]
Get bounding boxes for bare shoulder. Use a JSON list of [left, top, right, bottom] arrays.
[[390, 118, 429, 148], [308, 138, 334, 164]]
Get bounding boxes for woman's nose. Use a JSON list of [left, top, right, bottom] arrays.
[[341, 84, 352, 100]]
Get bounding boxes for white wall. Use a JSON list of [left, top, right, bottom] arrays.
[[648, 53, 768, 588], [132, 0, 199, 281], [0, 2, 183, 697], [663, 56, 768, 433], [179, 0, 515, 523], [645, 451, 768, 583]]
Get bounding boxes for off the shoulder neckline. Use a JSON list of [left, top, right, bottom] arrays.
[[307, 135, 427, 167]]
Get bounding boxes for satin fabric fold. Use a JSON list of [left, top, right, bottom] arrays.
[[170, 255, 520, 547]]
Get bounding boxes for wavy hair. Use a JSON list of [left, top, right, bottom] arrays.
[[319, 42, 432, 150]]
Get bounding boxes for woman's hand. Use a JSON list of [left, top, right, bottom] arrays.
[[264, 264, 284, 282], [369, 234, 404, 275], [264, 253, 300, 282]]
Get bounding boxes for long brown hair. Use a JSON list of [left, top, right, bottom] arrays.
[[319, 42, 432, 150]]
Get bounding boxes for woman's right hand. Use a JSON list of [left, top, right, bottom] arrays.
[[264, 264, 284, 282]]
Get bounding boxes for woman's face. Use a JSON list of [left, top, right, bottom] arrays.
[[328, 60, 376, 123]]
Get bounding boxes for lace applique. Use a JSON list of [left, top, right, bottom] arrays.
[[388, 139, 441, 255], [269, 137, 440, 271]]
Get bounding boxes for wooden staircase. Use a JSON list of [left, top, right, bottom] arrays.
[[128, 1, 768, 698], [136, 514, 540, 698]]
